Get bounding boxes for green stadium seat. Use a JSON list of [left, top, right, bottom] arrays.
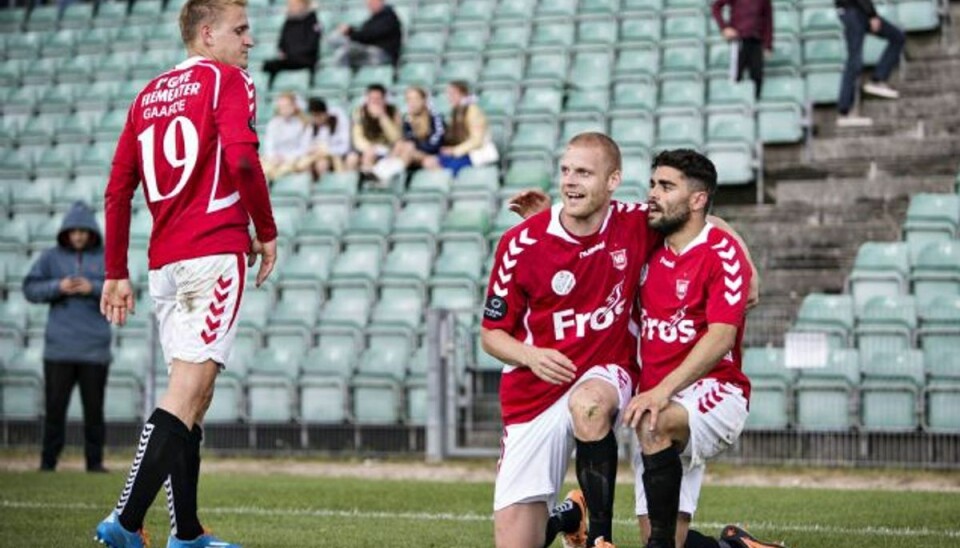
[[25, 4, 58, 32], [623, 0, 663, 11], [569, 50, 612, 90], [437, 56, 482, 86], [711, 79, 755, 112], [620, 18, 661, 47], [429, 281, 479, 316], [742, 347, 796, 383], [350, 65, 395, 93], [793, 293, 854, 346], [202, 375, 245, 423], [313, 171, 359, 197], [665, 0, 707, 9], [404, 30, 446, 57], [331, 240, 383, 283], [494, 0, 536, 20], [912, 240, 960, 308], [301, 328, 361, 379], [621, 154, 653, 189], [394, 199, 444, 235], [370, 282, 426, 330], [75, 28, 116, 55], [530, 22, 575, 51], [744, 379, 790, 430], [406, 374, 428, 425], [861, 378, 921, 432], [758, 104, 805, 143], [454, 0, 495, 25], [0, 7, 27, 32], [557, 118, 606, 152], [346, 199, 395, 237], [237, 284, 273, 336], [456, 165, 500, 192], [661, 43, 706, 75], [847, 241, 910, 311], [663, 14, 707, 42], [247, 377, 294, 422], [301, 199, 351, 238], [577, 18, 618, 47], [564, 88, 611, 115], [5, 32, 43, 61], [356, 329, 412, 381], [433, 237, 485, 282], [707, 111, 756, 144], [659, 76, 705, 110], [524, 51, 568, 85], [708, 143, 755, 185], [486, 24, 530, 52], [128, 0, 165, 24], [516, 85, 563, 116], [409, 169, 454, 196], [804, 67, 842, 105], [442, 196, 492, 235], [612, 80, 658, 113], [352, 377, 401, 424], [251, 330, 309, 379], [269, 286, 323, 330], [774, 6, 801, 36], [299, 375, 349, 422], [611, 115, 655, 150], [855, 295, 917, 364], [104, 377, 142, 421], [270, 172, 313, 201], [897, 0, 940, 31], [801, 6, 841, 34], [504, 159, 552, 190], [42, 30, 79, 59], [413, 2, 452, 28], [397, 61, 437, 88], [509, 121, 558, 157], [321, 281, 374, 329], [655, 112, 703, 150], [579, 0, 619, 14], [480, 56, 523, 83], [285, 241, 336, 286], [766, 36, 803, 73], [478, 86, 517, 118], [382, 239, 434, 283], [903, 193, 960, 243], [446, 27, 487, 56]]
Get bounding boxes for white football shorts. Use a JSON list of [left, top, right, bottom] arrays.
[[493, 364, 633, 512], [633, 378, 748, 516], [148, 253, 246, 368]]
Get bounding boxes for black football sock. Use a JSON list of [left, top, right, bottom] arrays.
[[165, 424, 205, 540], [543, 496, 584, 547], [116, 409, 191, 532], [641, 446, 683, 547], [685, 529, 725, 548], [576, 429, 619, 545]]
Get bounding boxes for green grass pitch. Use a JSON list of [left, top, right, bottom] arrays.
[[1, 468, 959, 547]]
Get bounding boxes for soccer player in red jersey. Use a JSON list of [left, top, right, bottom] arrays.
[[624, 150, 783, 548], [95, 0, 277, 546], [482, 133, 658, 548]]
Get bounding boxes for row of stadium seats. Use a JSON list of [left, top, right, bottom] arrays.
[[743, 346, 960, 433]]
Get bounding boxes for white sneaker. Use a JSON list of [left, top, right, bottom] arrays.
[[863, 82, 900, 99], [837, 114, 874, 127]]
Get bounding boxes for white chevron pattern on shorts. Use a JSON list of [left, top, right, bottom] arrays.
[[115, 423, 154, 513], [493, 228, 537, 298]]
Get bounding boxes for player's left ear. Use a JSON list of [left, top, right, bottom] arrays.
[[690, 189, 709, 212], [200, 23, 215, 47], [606, 168, 622, 194]]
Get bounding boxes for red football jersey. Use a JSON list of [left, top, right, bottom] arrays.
[[482, 201, 662, 426], [104, 56, 276, 279], [634, 224, 752, 400]]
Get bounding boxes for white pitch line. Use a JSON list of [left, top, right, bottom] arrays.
[[3, 500, 960, 539]]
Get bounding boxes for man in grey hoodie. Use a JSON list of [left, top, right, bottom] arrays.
[[24, 201, 111, 473]]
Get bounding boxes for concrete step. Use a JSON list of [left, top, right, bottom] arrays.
[[775, 175, 955, 206]]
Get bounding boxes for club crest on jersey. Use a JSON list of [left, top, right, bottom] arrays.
[[676, 279, 690, 300], [610, 249, 627, 271], [552, 270, 576, 296]]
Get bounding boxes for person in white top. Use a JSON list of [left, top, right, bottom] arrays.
[[260, 91, 308, 180], [295, 96, 351, 178]]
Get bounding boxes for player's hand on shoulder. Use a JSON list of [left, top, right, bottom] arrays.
[[508, 189, 551, 220], [521, 346, 576, 385], [100, 279, 135, 326], [249, 238, 278, 288]]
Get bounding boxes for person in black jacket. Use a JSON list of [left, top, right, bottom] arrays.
[[835, 0, 905, 127], [263, 0, 322, 88], [331, 0, 402, 69]]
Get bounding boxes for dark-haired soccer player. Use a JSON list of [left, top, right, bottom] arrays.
[[95, 0, 277, 546], [625, 149, 783, 548]]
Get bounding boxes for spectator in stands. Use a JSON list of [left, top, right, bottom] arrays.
[[422, 81, 499, 176], [835, 0, 905, 127], [24, 201, 110, 474], [330, 0, 403, 69], [261, 92, 309, 181], [262, 0, 322, 88], [371, 86, 445, 183], [296, 97, 351, 179], [345, 83, 402, 176], [711, 0, 773, 99]]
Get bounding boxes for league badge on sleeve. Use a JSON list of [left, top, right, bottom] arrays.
[[484, 295, 508, 321]]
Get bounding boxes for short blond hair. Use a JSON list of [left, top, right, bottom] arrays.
[[179, 0, 247, 46], [568, 132, 622, 178]]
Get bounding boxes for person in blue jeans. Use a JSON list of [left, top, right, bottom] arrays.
[[835, 0, 905, 127], [24, 201, 111, 473]]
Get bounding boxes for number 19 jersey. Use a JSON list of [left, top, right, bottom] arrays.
[[105, 56, 262, 278]]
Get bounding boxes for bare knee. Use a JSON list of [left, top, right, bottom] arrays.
[[637, 405, 689, 454], [568, 381, 618, 441]]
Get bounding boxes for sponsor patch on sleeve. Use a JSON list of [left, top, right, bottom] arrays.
[[483, 295, 508, 321]]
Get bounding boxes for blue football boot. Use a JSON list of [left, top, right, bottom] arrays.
[[94, 510, 149, 547]]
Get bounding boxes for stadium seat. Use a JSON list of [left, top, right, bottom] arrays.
[[409, 170, 454, 196], [321, 281, 374, 329], [926, 381, 960, 432], [371, 284, 425, 330], [485, 24, 530, 52], [346, 198, 396, 237], [382, 239, 435, 284], [300, 199, 351, 238], [558, 118, 607, 152], [247, 378, 294, 422], [911, 240, 960, 308], [202, 375, 245, 423], [897, 0, 940, 31], [655, 112, 703, 150], [509, 121, 558, 157], [577, 18, 618, 47], [104, 377, 142, 421], [350, 65, 394, 93], [250, 330, 309, 379], [537, 0, 577, 17], [302, 328, 361, 379], [352, 378, 401, 424], [397, 61, 437, 88], [611, 115, 655, 150], [446, 27, 487, 55], [861, 379, 921, 432], [269, 286, 323, 330], [744, 379, 790, 430], [524, 52, 568, 85], [659, 76, 705, 111], [300, 375, 349, 423], [795, 348, 860, 430], [529, 21, 575, 51], [443, 197, 493, 235], [663, 14, 707, 42], [356, 329, 413, 382], [569, 50, 613, 90], [708, 143, 755, 185], [902, 193, 960, 244], [413, 2, 452, 28], [793, 293, 855, 346], [620, 19, 661, 47], [846, 242, 910, 311], [766, 36, 803, 74], [516, 85, 564, 117], [707, 110, 756, 144], [456, 165, 500, 193], [855, 295, 917, 365], [404, 30, 446, 57], [801, 6, 841, 34], [331, 240, 383, 283], [455, 0, 495, 25], [661, 42, 706, 75], [433, 237, 486, 282], [612, 80, 658, 114], [478, 86, 517, 118]]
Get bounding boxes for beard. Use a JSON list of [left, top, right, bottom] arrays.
[[649, 203, 691, 235]]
